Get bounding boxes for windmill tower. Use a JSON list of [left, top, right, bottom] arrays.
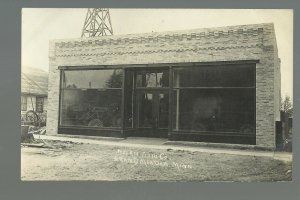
[[81, 8, 113, 37]]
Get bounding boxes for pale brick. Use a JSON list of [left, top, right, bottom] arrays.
[[47, 23, 280, 149]]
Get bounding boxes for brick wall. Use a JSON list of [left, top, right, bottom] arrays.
[[47, 23, 280, 149]]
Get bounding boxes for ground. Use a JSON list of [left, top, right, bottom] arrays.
[[21, 139, 292, 181]]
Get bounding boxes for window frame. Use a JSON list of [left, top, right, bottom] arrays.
[[58, 68, 124, 130], [171, 63, 256, 136], [56, 60, 257, 139]]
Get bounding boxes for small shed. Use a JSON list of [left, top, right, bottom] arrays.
[[21, 67, 48, 125]]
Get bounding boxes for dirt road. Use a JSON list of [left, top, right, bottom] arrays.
[[21, 140, 292, 181]]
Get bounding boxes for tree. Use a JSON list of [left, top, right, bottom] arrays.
[[281, 95, 293, 117], [105, 70, 123, 88]]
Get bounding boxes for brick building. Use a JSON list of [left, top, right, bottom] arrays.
[[47, 23, 281, 149]]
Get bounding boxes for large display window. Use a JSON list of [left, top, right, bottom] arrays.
[[172, 64, 255, 136], [58, 62, 256, 141], [60, 69, 123, 128]]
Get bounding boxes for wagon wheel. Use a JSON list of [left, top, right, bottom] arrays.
[[88, 118, 104, 127], [25, 110, 40, 126]]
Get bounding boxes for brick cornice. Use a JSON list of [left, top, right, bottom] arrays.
[[54, 26, 265, 49], [55, 43, 263, 57]]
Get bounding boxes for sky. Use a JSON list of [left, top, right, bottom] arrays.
[[22, 8, 293, 99]]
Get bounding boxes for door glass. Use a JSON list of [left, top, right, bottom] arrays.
[[146, 73, 157, 87], [157, 72, 169, 87], [158, 93, 169, 128], [136, 70, 169, 88], [137, 92, 154, 128]]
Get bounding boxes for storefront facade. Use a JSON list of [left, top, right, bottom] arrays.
[[47, 23, 281, 149]]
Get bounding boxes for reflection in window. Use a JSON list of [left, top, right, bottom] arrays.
[[60, 69, 123, 128], [136, 70, 169, 87], [173, 64, 255, 135], [137, 92, 154, 128], [174, 65, 255, 87], [158, 93, 169, 128], [63, 69, 123, 89], [146, 73, 156, 87], [173, 89, 255, 134]]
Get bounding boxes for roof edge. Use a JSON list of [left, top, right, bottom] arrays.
[[50, 23, 274, 44]]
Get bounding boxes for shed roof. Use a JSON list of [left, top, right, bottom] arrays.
[[21, 67, 48, 96]]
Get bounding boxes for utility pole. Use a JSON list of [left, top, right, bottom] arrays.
[[81, 8, 113, 37]]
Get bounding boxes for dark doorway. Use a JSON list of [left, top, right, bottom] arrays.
[[136, 90, 169, 138], [131, 68, 170, 138]]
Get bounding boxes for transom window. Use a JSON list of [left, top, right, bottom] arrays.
[[136, 70, 169, 88], [173, 64, 255, 88]]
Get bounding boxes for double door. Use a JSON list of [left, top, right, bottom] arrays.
[[136, 90, 169, 137]]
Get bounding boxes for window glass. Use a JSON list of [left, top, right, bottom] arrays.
[[63, 69, 123, 89], [60, 69, 123, 128], [174, 64, 255, 87], [158, 93, 169, 128], [136, 70, 169, 87], [137, 92, 154, 128], [172, 64, 256, 135], [173, 89, 255, 134], [36, 97, 44, 113]]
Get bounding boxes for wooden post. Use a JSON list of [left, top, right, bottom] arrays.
[[121, 68, 126, 137], [168, 66, 173, 139]]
